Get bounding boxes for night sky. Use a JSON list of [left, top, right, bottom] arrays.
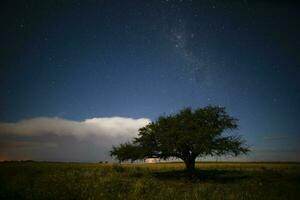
[[0, 0, 299, 162]]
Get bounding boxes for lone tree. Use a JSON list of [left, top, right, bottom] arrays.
[[110, 106, 249, 174]]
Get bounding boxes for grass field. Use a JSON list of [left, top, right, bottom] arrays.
[[1, 161, 300, 200]]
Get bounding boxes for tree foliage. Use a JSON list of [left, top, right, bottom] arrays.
[[110, 106, 249, 174], [110, 142, 141, 163]]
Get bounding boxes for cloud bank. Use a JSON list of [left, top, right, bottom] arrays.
[[0, 117, 150, 138], [0, 117, 151, 162]]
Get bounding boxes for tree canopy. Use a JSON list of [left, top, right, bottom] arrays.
[[110, 142, 141, 163], [110, 106, 249, 174]]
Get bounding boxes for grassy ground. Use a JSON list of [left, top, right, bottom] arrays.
[[0, 161, 299, 200]]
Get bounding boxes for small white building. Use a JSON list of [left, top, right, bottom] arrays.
[[144, 157, 160, 163]]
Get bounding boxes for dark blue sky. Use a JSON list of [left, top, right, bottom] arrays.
[[0, 0, 299, 161]]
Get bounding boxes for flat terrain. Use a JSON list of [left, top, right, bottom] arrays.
[[1, 161, 299, 200]]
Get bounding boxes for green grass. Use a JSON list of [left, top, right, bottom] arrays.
[[1, 161, 300, 200]]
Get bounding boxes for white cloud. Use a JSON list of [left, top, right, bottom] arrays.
[[0, 116, 151, 161], [0, 117, 151, 139]]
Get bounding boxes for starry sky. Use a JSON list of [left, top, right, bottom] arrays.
[[0, 0, 299, 162]]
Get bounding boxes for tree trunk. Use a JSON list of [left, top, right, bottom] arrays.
[[184, 159, 196, 176]]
